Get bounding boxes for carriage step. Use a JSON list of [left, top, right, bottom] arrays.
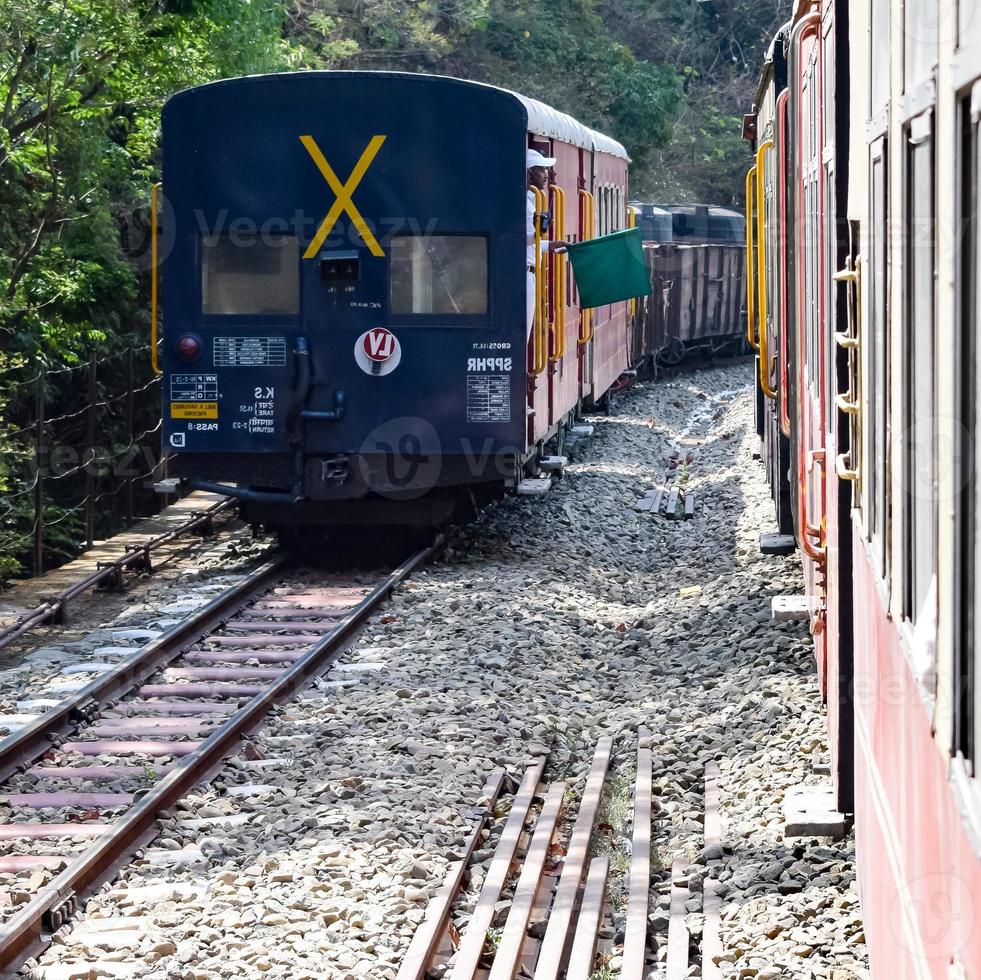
[[783, 784, 846, 840], [538, 455, 567, 473], [771, 595, 809, 621], [516, 478, 553, 496], [760, 532, 797, 555]]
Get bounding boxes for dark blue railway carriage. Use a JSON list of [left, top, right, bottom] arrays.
[[158, 71, 631, 527]]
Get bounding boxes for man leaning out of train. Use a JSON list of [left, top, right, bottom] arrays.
[[527, 148, 570, 337]]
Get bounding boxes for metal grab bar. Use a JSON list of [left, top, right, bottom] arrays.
[[777, 91, 791, 435], [151, 182, 162, 376], [755, 141, 776, 398], [793, 10, 826, 563], [531, 186, 549, 376], [744, 165, 758, 351], [804, 449, 827, 549], [833, 258, 862, 483], [578, 189, 595, 344], [627, 206, 638, 320], [549, 185, 566, 363]]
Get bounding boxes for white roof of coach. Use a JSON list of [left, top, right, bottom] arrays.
[[170, 71, 630, 161], [511, 91, 629, 161]]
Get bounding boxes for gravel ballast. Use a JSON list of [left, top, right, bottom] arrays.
[[19, 362, 868, 979]]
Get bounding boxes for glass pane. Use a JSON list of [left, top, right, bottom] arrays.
[[389, 236, 488, 315], [202, 236, 299, 315], [871, 148, 888, 569], [975, 115, 981, 761], [906, 133, 936, 621], [870, 0, 889, 113]]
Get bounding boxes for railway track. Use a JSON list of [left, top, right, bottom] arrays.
[[0, 496, 238, 655], [0, 543, 435, 975], [397, 732, 724, 979]]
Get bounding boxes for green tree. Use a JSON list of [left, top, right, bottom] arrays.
[[600, 0, 787, 202], [284, 0, 681, 174], [0, 0, 289, 364]]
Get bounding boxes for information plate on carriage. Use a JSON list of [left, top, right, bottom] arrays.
[[213, 337, 287, 367]]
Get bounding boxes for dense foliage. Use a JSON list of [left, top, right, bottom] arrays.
[[0, 0, 784, 578]]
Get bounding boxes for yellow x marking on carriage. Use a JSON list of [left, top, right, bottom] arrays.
[[300, 134, 387, 258]]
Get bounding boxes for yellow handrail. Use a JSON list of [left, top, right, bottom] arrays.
[[755, 141, 776, 398], [832, 257, 862, 484], [577, 189, 595, 344], [549, 185, 566, 362], [150, 182, 162, 376], [744, 164, 757, 351], [627, 206, 638, 319], [531, 186, 549, 376]]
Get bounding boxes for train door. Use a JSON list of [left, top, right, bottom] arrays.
[[528, 138, 553, 447], [822, 0, 855, 813], [577, 158, 595, 404], [795, 11, 830, 690], [547, 142, 580, 429]]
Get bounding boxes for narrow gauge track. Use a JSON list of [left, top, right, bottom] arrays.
[[0, 543, 434, 975], [0, 496, 236, 653]]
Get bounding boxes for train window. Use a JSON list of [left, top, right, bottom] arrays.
[[388, 235, 488, 315], [904, 0, 939, 93], [959, 0, 978, 49], [955, 86, 980, 767], [868, 139, 890, 574], [822, 17, 837, 431], [902, 111, 937, 624], [201, 235, 299, 315], [870, 0, 890, 115]]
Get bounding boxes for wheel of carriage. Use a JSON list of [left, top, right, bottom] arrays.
[[657, 337, 686, 366]]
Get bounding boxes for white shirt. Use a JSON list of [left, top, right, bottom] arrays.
[[527, 190, 537, 267]]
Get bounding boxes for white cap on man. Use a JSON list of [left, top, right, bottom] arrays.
[[526, 148, 557, 169]]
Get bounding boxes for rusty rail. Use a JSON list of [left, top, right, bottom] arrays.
[[0, 540, 436, 973], [0, 496, 235, 652]]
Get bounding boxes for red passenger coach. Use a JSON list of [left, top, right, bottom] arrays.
[[747, 0, 981, 976], [585, 138, 631, 405], [526, 116, 630, 444], [159, 73, 639, 530]]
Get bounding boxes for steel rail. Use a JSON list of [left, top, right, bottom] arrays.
[[0, 552, 287, 784], [0, 541, 435, 975], [0, 497, 236, 652]]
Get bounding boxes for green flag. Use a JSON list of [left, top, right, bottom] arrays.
[[566, 226, 651, 309]]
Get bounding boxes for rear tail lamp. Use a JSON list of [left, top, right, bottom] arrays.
[[176, 334, 203, 362]]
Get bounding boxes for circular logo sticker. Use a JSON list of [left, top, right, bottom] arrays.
[[355, 327, 401, 376]]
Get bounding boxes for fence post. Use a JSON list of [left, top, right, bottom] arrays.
[[125, 347, 135, 527], [33, 370, 45, 576], [85, 354, 97, 548]]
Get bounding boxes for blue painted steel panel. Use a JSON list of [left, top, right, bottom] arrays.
[[161, 72, 530, 472]]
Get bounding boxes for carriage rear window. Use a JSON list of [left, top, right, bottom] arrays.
[[202, 235, 299, 315], [389, 236, 487, 315]]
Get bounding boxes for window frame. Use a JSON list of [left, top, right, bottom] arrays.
[[199, 233, 301, 319], [954, 83, 981, 771], [901, 110, 938, 626], [867, 137, 890, 577], [385, 232, 492, 324]]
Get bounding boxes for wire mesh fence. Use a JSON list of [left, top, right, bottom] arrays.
[[0, 346, 173, 580]]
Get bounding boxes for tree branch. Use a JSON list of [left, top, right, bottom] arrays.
[[7, 77, 108, 143], [0, 39, 37, 130]]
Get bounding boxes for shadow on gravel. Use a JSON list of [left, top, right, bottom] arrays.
[[710, 837, 858, 906]]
